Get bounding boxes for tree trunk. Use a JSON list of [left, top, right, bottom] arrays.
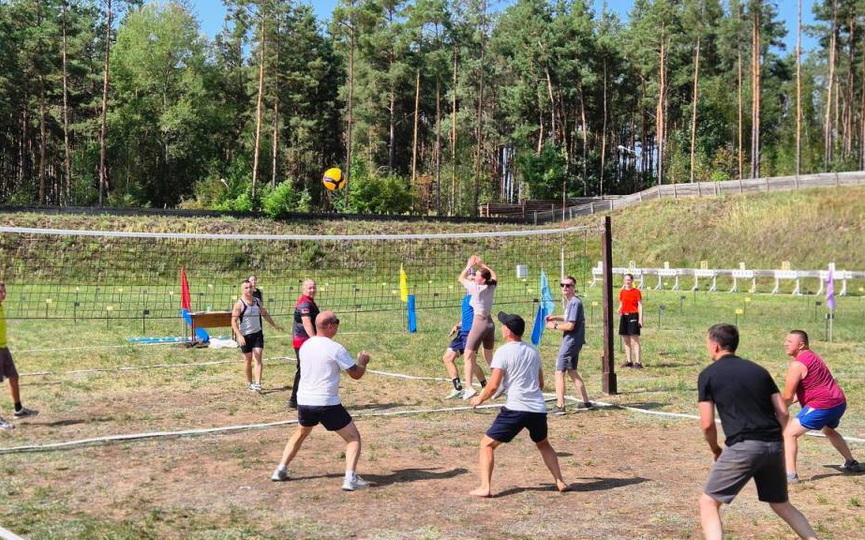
[[689, 35, 700, 184], [796, 0, 802, 177], [251, 18, 266, 201], [600, 59, 607, 196], [411, 68, 420, 190], [38, 74, 47, 204], [61, 0, 73, 205], [656, 24, 667, 184], [271, 98, 279, 189], [345, 13, 355, 205], [750, 5, 761, 179], [451, 48, 457, 215], [99, 0, 113, 207], [842, 18, 854, 158], [737, 3, 744, 180], [435, 76, 442, 214], [824, 0, 837, 169], [578, 83, 587, 194]]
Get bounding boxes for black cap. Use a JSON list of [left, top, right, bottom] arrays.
[[497, 311, 525, 337]]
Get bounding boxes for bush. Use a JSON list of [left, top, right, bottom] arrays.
[[262, 181, 304, 218], [346, 173, 413, 214]]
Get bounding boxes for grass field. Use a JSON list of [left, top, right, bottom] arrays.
[[0, 288, 863, 539]]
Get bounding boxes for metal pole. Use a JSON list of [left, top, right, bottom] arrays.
[[601, 216, 617, 394]]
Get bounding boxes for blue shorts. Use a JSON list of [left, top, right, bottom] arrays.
[[797, 402, 846, 430], [297, 404, 353, 431], [556, 350, 581, 372], [448, 332, 469, 355], [486, 407, 548, 443]]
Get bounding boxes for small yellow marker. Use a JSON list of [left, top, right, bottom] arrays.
[[735, 308, 744, 315]]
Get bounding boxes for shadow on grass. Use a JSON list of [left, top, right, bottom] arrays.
[[258, 386, 290, 396], [287, 467, 467, 487], [610, 402, 666, 410], [362, 467, 468, 487], [351, 403, 411, 412], [494, 476, 648, 498], [808, 464, 865, 482]]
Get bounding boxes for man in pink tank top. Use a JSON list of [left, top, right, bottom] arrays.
[[781, 330, 861, 483]]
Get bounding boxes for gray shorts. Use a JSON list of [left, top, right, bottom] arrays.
[[704, 439, 787, 504], [465, 313, 495, 352], [556, 351, 581, 372], [0, 348, 18, 382]]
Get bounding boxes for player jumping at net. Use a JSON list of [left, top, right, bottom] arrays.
[[442, 289, 487, 399], [271, 311, 372, 491], [458, 255, 497, 400], [468, 311, 569, 497], [231, 279, 283, 392]]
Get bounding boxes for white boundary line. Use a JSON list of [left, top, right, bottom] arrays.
[[0, 526, 26, 540], [3, 364, 862, 454]]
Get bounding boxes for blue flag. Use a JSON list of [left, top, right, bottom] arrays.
[[531, 270, 557, 346], [407, 294, 418, 333], [540, 270, 555, 316], [531, 302, 546, 346]]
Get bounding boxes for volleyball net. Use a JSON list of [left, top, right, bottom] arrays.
[[0, 225, 600, 322]]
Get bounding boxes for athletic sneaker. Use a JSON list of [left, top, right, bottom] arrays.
[[491, 385, 506, 400], [287, 399, 298, 409], [551, 405, 566, 416], [445, 388, 463, 399], [787, 473, 801, 484], [247, 382, 257, 391], [0, 417, 13, 430], [842, 459, 863, 473], [632, 363, 644, 369], [621, 362, 633, 368], [271, 468, 289, 482], [13, 407, 38, 418], [462, 387, 477, 400], [575, 402, 595, 410], [342, 475, 370, 491], [252, 383, 263, 391]]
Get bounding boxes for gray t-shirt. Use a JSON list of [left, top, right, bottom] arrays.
[[558, 295, 585, 359], [491, 341, 546, 413]]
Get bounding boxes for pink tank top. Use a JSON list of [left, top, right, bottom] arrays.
[[795, 350, 845, 409]]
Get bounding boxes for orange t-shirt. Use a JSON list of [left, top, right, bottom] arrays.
[[619, 288, 642, 314]]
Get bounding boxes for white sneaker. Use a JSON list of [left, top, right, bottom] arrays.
[[445, 388, 463, 399], [271, 468, 289, 482], [342, 475, 370, 491], [462, 387, 477, 400], [0, 417, 13, 430], [247, 382, 257, 391], [492, 386, 506, 400], [252, 383, 263, 391]]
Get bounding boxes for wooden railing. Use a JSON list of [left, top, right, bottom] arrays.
[[484, 171, 865, 224]]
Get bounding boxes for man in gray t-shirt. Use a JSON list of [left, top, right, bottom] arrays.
[[467, 311, 569, 498], [545, 276, 592, 414]]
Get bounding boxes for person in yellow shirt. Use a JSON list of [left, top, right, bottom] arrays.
[[0, 282, 38, 430]]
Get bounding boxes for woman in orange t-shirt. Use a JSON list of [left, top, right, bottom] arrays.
[[617, 273, 644, 368]]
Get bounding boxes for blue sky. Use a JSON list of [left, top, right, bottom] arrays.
[[185, 0, 819, 54]]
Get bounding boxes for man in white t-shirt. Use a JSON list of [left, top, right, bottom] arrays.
[[270, 311, 372, 491], [468, 311, 569, 497]]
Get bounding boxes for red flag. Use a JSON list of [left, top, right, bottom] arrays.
[[180, 267, 192, 310]]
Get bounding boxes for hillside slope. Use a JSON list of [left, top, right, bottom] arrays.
[[1, 185, 863, 271], [578, 186, 865, 270]]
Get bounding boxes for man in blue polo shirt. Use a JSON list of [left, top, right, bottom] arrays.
[[468, 311, 568, 497]]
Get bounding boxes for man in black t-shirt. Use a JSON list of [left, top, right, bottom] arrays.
[[697, 324, 817, 540]]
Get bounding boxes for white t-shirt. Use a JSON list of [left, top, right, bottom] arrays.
[[491, 341, 546, 413], [297, 336, 356, 406], [464, 281, 496, 315]]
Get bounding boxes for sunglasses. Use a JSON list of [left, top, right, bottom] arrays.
[[560, 283, 574, 288]]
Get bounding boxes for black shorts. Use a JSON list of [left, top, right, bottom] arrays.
[[618, 314, 641, 336], [240, 330, 264, 353], [297, 404, 353, 431], [0, 348, 18, 382], [486, 407, 548, 443]]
